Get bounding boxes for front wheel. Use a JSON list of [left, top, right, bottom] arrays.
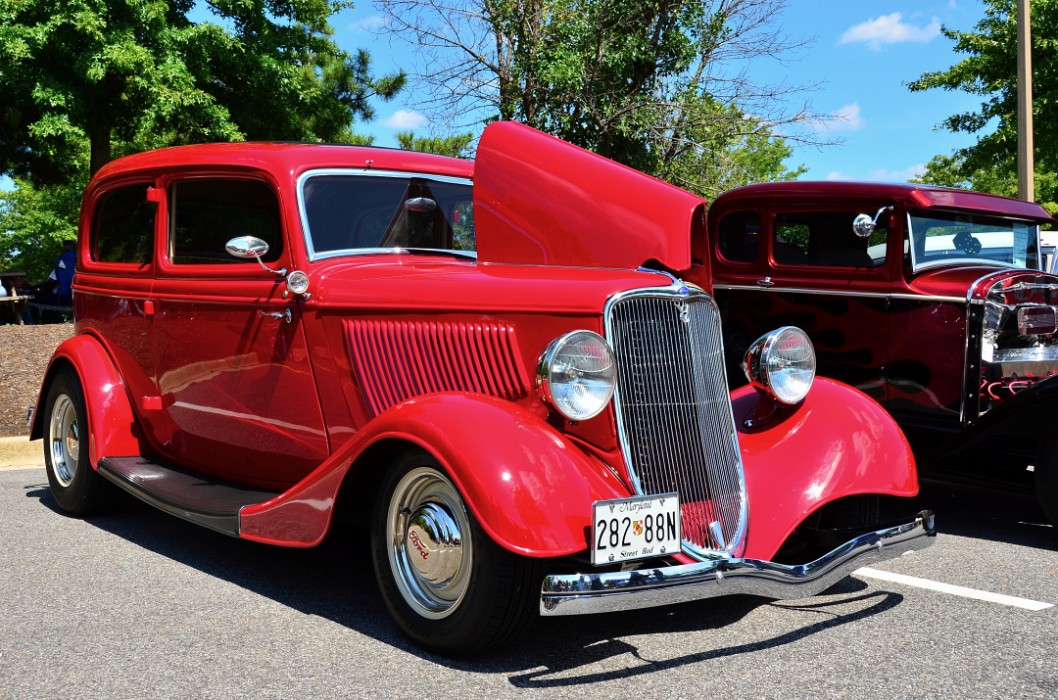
[[370, 450, 541, 656], [43, 368, 117, 515]]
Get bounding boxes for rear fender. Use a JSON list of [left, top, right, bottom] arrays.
[[239, 393, 629, 554], [734, 377, 919, 560], [30, 334, 144, 465]]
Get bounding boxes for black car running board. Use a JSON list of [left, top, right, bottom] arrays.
[[97, 456, 280, 537]]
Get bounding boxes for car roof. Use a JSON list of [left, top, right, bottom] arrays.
[[712, 181, 1054, 223], [92, 141, 474, 182]]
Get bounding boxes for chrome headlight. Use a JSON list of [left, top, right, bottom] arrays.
[[742, 326, 816, 404], [537, 331, 616, 420]]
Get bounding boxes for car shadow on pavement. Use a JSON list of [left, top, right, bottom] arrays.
[[26, 484, 902, 675], [502, 585, 901, 687]]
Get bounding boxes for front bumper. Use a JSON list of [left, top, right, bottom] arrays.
[[540, 510, 935, 616]]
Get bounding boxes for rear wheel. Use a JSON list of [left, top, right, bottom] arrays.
[[43, 368, 116, 515], [370, 450, 540, 656]]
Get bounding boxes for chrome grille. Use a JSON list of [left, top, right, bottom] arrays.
[[606, 287, 747, 556]]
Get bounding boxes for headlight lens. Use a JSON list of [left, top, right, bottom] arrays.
[[537, 331, 616, 420], [742, 326, 816, 404]]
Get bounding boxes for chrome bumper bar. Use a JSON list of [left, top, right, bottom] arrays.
[[540, 510, 935, 616]]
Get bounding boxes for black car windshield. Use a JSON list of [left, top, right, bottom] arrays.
[[300, 171, 474, 260], [908, 211, 1041, 272]]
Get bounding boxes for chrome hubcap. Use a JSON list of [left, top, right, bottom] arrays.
[[49, 395, 79, 487], [387, 467, 471, 619]]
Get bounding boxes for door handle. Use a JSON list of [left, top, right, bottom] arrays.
[[260, 308, 293, 324], [756, 276, 775, 288]]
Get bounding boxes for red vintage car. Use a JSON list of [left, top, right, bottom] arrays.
[[708, 181, 1058, 522], [33, 123, 933, 656]]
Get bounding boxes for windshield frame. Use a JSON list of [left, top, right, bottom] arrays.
[[297, 168, 476, 262], [906, 209, 1042, 274]]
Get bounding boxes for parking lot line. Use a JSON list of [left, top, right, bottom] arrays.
[[855, 567, 1054, 611]]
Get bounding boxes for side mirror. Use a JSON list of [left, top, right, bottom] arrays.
[[225, 235, 291, 277], [225, 235, 271, 259], [852, 214, 876, 238], [852, 206, 894, 239]]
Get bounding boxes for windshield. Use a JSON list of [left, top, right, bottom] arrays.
[[299, 171, 474, 260], [908, 211, 1041, 273]]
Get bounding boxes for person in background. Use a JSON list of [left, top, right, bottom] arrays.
[[34, 240, 77, 322]]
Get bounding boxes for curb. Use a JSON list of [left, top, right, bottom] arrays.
[[1, 435, 42, 470]]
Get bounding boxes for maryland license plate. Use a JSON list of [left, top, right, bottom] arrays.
[[591, 493, 681, 566]]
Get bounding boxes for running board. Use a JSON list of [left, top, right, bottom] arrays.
[[97, 456, 280, 537]]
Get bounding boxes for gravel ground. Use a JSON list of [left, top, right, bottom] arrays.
[[0, 323, 74, 436]]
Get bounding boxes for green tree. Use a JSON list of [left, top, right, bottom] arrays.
[[376, 0, 812, 197], [396, 131, 476, 158], [0, 177, 82, 283], [908, 0, 1058, 205], [0, 0, 404, 182]]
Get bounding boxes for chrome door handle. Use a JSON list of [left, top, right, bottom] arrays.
[[260, 308, 293, 324]]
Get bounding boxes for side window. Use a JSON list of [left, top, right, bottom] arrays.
[[774, 211, 887, 267], [169, 179, 282, 264], [717, 210, 760, 263], [93, 183, 154, 264]]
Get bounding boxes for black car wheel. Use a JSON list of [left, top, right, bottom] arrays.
[[43, 368, 116, 515], [370, 449, 541, 656]]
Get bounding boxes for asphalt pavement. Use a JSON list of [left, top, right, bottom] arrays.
[[2, 460, 1056, 699]]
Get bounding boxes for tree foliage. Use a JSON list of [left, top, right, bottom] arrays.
[[0, 0, 404, 279], [396, 131, 476, 158], [908, 0, 1058, 205], [0, 0, 405, 182], [376, 0, 812, 197], [0, 177, 82, 282]]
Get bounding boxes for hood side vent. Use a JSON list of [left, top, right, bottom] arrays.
[[346, 320, 530, 415]]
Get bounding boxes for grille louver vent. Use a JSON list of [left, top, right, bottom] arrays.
[[346, 320, 530, 415]]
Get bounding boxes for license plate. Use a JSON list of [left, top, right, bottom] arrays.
[[591, 493, 681, 566]]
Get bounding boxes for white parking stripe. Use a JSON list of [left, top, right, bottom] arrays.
[[854, 567, 1054, 611]]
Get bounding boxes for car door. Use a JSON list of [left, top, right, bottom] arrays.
[[149, 174, 328, 489], [713, 204, 896, 404]]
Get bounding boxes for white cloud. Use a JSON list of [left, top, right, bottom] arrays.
[[839, 13, 941, 51], [814, 103, 866, 133], [350, 15, 388, 33], [825, 171, 849, 182], [384, 109, 428, 129], [868, 164, 928, 182]]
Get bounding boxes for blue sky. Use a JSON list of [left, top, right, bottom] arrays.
[[0, 1, 995, 192], [334, 0, 992, 183]]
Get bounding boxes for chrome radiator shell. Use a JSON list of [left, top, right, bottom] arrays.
[[605, 284, 748, 558]]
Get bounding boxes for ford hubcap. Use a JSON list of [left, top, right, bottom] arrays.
[[387, 466, 471, 619]]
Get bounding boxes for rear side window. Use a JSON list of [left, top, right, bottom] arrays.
[[93, 183, 154, 264], [717, 210, 760, 263], [169, 179, 282, 264]]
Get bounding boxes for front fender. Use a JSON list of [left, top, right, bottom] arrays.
[[239, 393, 629, 554], [734, 377, 919, 560], [30, 334, 144, 466]]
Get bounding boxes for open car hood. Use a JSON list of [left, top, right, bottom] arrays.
[[473, 122, 704, 270]]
